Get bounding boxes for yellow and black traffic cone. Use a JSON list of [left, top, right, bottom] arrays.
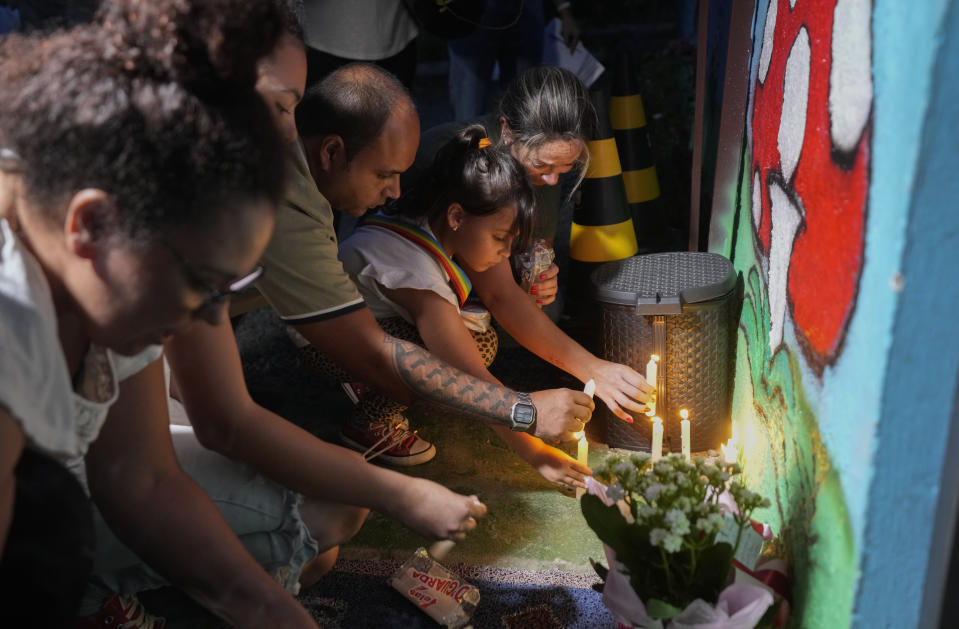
[[569, 87, 639, 264], [610, 51, 663, 249], [567, 85, 638, 319]]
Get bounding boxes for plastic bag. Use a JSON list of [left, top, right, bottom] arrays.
[[516, 239, 555, 294]]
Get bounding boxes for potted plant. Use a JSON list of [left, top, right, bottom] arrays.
[[582, 452, 775, 628]]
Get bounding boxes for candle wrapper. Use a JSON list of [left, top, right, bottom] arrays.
[[515, 239, 555, 294], [389, 547, 480, 628]]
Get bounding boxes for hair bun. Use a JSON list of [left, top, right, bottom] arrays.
[[98, 0, 281, 91], [459, 123, 489, 150]]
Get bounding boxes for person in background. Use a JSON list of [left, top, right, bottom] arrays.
[[82, 9, 487, 623], [408, 65, 594, 320], [300, 0, 419, 90], [235, 62, 597, 467], [0, 0, 319, 626], [339, 125, 653, 489], [447, 0, 580, 121]]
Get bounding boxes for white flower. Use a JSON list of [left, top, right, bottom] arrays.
[[645, 483, 665, 502], [638, 505, 658, 520], [649, 528, 668, 548], [662, 532, 683, 553], [654, 460, 673, 476], [664, 509, 690, 536], [695, 512, 726, 535]]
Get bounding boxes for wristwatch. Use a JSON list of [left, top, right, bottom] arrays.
[[509, 393, 537, 433]]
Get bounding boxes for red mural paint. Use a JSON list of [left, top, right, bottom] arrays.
[[750, 0, 869, 368]]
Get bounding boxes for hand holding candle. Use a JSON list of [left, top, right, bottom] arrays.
[[575, 379, 595, 499], [645, 354, 659, 416]]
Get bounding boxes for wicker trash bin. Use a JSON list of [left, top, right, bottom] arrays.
[[591, 252, 738, 453]]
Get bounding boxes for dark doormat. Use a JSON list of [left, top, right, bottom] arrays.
[[300, 558, 615, 629]]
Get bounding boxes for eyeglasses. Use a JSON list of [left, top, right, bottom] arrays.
[[158, 239, 264, 320]]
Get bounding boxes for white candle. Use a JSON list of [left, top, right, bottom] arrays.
[[645, 354, 659, 390], [651, 416, 663, 462], [576, 379, 596, 499], [583, 378, 596, 398], [645, 355, 659, 416], [680, 409, 691, 461]]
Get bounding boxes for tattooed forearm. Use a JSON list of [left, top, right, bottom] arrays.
[[387, 336, 516, 425]]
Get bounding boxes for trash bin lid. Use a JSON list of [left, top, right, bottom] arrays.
[[591, 252, 736, 314]]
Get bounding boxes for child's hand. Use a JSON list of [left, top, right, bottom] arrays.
[[523, 442, 592, 490], [394, 477, 487, 542]]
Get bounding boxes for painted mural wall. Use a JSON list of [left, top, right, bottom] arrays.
[[707, 0, 959, 623], [708, 0, 875, 626]]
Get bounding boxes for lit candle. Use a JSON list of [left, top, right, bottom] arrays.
[[721, 439, 738, 464], [645, 355, 659, 416], [576, 379, 595, 499], [645, 354, 659, 390], [680, 409, 691, 461], [721, 422, 740, 464], [651, 416, 663, 462]]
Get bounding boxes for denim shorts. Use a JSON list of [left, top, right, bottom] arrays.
[[88, 425, 318, 596]]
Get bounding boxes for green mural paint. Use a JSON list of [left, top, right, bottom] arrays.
[[730, 250, 855, 627]]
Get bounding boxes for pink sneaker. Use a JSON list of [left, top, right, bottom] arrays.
[[340, 419, 436, 466], [76, 594, 166, 628]]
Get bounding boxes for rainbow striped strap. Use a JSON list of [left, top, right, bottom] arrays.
[[363, 215, 472, 306]]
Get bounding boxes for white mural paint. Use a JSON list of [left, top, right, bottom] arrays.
[[768, 181, 805, 352], [758, 0, 778, 84], [830, 0, 873, 152], [752, 171, 763, 231], [779, 26, 810, 183]]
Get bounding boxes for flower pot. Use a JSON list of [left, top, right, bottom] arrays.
[[602, 545, 774, 629]]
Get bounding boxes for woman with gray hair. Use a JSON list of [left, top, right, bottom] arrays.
[[409, 65, 595, 309]]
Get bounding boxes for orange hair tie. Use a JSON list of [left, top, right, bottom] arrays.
[[478, 137, 492, 149]]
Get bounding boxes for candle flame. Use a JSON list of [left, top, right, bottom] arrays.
[[680, 408, 689, 420], [650, 354, 660, 362], [573, 431, 585, 440], [721, 438, 738, 464]]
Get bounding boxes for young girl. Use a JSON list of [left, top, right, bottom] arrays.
[[0, 1, 318, 626], [339, 125, 652, 489], [409, 65, 597, 312]]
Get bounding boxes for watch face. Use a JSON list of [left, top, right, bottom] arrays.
[[511, 395, 536, 430], [513, 404, 535, 426]]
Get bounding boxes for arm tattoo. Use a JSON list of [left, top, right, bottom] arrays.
[[386, 336, 517, 425]]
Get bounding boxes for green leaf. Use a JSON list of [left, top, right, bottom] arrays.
[[689, 541, 734, 601], [646, 598, 682, 619], [581, 495, 633, 556]]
